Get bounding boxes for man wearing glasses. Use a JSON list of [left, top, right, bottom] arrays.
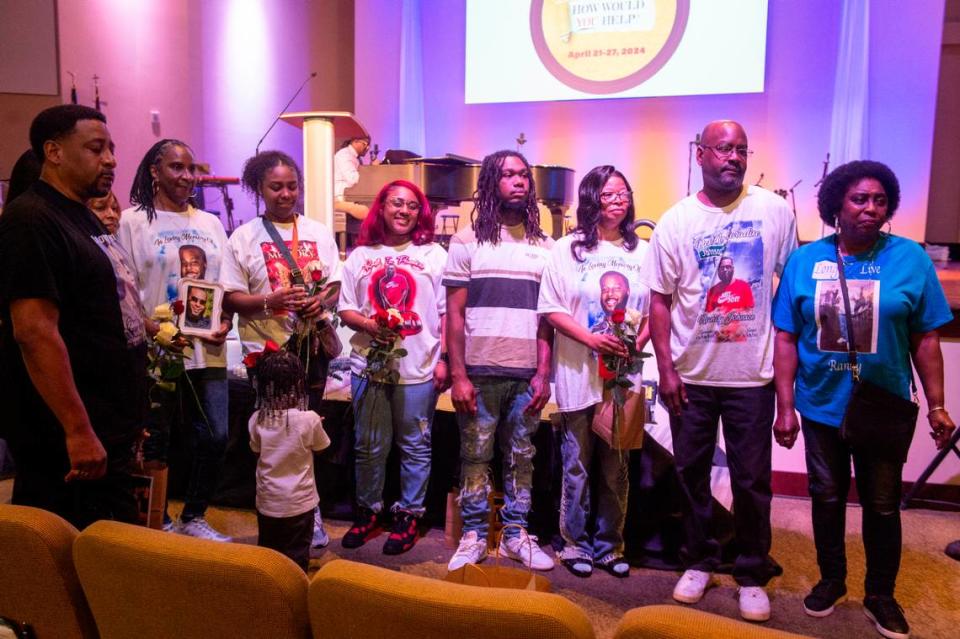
[[641, 120, 797, 622]]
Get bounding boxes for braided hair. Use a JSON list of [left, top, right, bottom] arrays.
[[253, 349, 307, 422], [470, 150, 545, 245], [571, 165, 638, 262], [129, 139, 192, 222]]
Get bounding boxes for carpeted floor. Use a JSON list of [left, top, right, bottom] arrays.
[[3, 480, 958, 638]]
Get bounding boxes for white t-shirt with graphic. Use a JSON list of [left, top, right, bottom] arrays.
[[249, 408, 330, 518], [538, 234, 650, 412], [640, 186, 797, 386], [339, 242, 447, 385], [117, 206, 229, 369], [220, 215, 342, 356]]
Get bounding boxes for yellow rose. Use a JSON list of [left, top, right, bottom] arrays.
[[152, 304, 173, 322], [386, 308, 403, 323], [155, 321, 179, 347], [625, 308, 644, 329]]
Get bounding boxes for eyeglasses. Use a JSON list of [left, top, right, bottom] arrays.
[[385, 197, 421, 212], [700, 143, 753, 159], [600, 190, 633, 203]]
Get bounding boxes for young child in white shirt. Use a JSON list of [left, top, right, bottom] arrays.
[[248, 348, 329, 571]]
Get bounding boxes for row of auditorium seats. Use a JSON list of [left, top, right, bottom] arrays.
[[0, 504, 813, 639]]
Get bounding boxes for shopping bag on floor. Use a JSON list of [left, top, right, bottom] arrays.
[[591, 389, 646, 450], [444, 525, 551, 592]]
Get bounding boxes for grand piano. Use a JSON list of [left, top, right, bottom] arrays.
[[343, 155, 576, 241]]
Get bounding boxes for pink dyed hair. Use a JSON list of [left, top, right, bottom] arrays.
[[358, 179, 435, 246]]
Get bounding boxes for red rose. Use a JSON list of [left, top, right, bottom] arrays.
[[386, 314, 402, 330], [598, 356, 615, 380], [242, 352, 262, 368], [172, 300, 185, 315], [264, 340, 280, 353], [311, 269, 324, 283], [611, 309, 626, 324]]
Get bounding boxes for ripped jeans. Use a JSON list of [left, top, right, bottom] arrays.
[[351, 375, 436, 516], [458, 377, 539, 540]]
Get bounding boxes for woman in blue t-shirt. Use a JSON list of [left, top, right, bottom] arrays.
[[772, 161, 955, 639]]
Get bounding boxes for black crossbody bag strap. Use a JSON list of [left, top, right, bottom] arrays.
[[834, 237, 861, 384], [834, 236, 917, 396], [262, 216, 306, 287]]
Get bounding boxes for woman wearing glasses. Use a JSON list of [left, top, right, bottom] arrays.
[[538, 165, 651, 577], [336, 180, 448, 555]]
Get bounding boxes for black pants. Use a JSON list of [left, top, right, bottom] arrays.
[[670, 383, 778, 586], [257, 508, 314, 572], [802, 417, 903, 597], [11, 439, 139, 530]]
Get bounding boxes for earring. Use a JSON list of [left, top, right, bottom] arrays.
[[834, 215, 840, 233], [152, 178, 159, 196], [883, 219, 892, 235]]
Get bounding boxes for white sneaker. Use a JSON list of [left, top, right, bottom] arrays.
[[162, 519, 180, 533], [673, 569, 713, 604], [738, 586, 771, 622], [179, 517, 232, 543], [499, 533, 555, 571], [447, 531, 488, 571], [312, 507, 330, 548]]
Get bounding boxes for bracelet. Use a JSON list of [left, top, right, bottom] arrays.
[[928, 406, 946, 418], [263, 295, 270, 316]]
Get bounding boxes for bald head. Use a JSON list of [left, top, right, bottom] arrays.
[[700, 120, 747, 146]]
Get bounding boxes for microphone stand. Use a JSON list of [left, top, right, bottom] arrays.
[[814, 152, 830, 237], [254, 71, 318, 215], [686, 133, 701, 196]]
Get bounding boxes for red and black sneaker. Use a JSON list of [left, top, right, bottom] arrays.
[[341, 508, 381, 549], [383, 511, 420, 555]]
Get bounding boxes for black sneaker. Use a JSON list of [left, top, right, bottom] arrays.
[[803, 580, 847, 617], [341, 508, 381, 549], [383, 511, 419, 555], [863, 595, 910, 639]]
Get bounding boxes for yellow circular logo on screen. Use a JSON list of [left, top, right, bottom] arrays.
[[531, 0, 690, 94]]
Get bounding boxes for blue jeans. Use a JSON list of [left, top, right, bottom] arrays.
[[559, 405, 629, 559], [802, 417, 903, 597], [351, 375, 436, 516], [144, 369, 229, 522], [670, 383, 778, 586], [458, 377, 539, 539]]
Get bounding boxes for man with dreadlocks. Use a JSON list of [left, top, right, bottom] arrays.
[[443, 150, 555, 572]]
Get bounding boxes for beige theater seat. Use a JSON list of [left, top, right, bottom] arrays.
[[613, 605, 815, 639], [74, 520, 310, 639], [0, 504, 99, 639], [309, 559, 595, 639]]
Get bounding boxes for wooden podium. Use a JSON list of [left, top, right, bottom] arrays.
[[280, 111, 368, 230]]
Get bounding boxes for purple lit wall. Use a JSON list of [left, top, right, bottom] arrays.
[[355, 0, 944, 242]]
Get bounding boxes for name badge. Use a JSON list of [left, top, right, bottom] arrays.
[[812, 261, 838, 280]]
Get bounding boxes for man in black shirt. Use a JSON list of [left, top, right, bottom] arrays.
[[0, 105, 147, 529]]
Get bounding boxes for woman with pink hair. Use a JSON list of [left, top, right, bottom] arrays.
[[337, 180, 448, 555]]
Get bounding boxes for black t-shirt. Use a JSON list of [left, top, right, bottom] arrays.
[[0, 181, 147, 450]]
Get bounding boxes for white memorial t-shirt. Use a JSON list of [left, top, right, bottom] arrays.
[[538, 233, 650, 412], [220, 215, 342, 355], [117, 206, 229, 369], [639, 186, 797, 386], [339, 241, 448, 385]]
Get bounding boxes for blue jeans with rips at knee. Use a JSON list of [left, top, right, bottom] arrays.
[[351, 374, 436, 516], [457, 376, 539, 540], [559, 405, 629, 559]]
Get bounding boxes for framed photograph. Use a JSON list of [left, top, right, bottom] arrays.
[[177, 278, 223, 338]]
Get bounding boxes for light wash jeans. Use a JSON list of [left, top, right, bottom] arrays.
[[458, 377, 539, 539], [351, 374, 436, 516], [559, 405, 629, 559]]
